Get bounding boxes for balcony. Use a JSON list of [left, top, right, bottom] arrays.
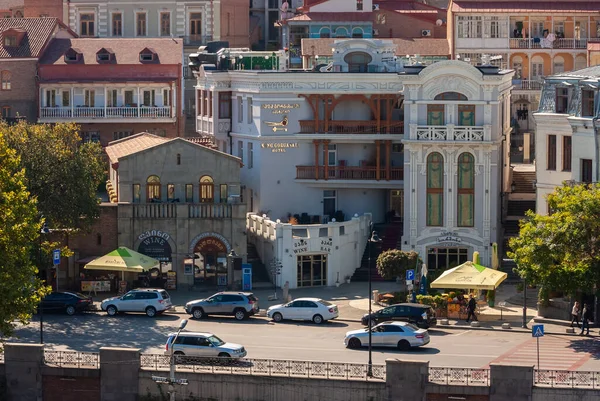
[[296, 166, 404, 181], [120, 202, 246, 220], [39, 106, 174, 122], [509, 38, 588, 49], [180, 35, 213, 46], [299, 120, 404, 135], [513, 80, 542, 91], [413, 125, 490, 141], [196, 116, 231, 136]]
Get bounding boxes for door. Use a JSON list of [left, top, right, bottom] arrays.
[[204, 294, 223, 314], [324, 144, 337, 178], [370, 325, 386, 345], [118, 292, 139, 312], [389, 190, 404, 221], [531, 62, 544, 81], [323, 190, 336, 219], [189, 13, 202, 41], [376, 305, 398, 324], [284, 300, 302, 318], [41, 293, 60, 312], [381, 324, 404, 347], [301, 300, 319, 320], [221, 294, 243, 314], [124, 91, 134, 106]]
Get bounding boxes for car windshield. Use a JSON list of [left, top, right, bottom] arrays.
[[207, 335, 224, 346], [317, 300, 332, 306]]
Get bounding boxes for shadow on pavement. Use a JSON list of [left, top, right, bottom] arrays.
[[349, 346, 440, 355], [566, 336, 600, 360]]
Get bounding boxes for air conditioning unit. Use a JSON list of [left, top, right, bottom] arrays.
[[373, 4, 379, 11], [422, 29, 432, 37], [373, 29, 380, 36]]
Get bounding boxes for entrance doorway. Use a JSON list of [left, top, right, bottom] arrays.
[[193, 236, 228, 286], [297, 254, 328, 287], [389, 189, 404, 222], [427, 247, 469, 271], [323, 190, 336, 220]]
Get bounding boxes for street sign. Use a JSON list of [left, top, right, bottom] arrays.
[[53, 249, 60, 265], [532, 324, 544, 338], [406, 269, 415, 281]]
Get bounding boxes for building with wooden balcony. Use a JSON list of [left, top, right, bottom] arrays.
[[104, 132, 246, 289], [38, 38, 184, 146]]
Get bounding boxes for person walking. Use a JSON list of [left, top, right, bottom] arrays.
[[580, 304, 591, 336], [466, 295, 477, 322], [571, 301, 581, 328]]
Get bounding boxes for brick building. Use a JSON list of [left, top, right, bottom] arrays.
[[0, 17, 74, 122], [0, 0, 66, 19], [37, 38, 184, 146]]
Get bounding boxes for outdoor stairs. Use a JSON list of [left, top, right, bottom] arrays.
[[500, 258, 521, 284], [512, 170, 536, 194], [246, 242, 271, 283], [351, 222, 403, 282], [507, 200, 536, 217]]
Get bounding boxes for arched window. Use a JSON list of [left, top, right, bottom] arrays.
[[199, 175, 214, 203], [344, 51, 372, 73], [319, 27, 330, 38], [335, 27, 349, 38], [553, 55, 565, 74], [146, 175, 161, 201], [575, 54, 587, 71], [434, 92, 468, 101], [426, 152, 444, 226], [1, 71, 11, 90], [457, 153, 475, 227], [352, 27, 363, 38]]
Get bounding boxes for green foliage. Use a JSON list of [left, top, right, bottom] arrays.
[[376, 249, 420, 280], [2, 121, 104, 231], [0, 130, 50, 338], [416, 294, 447, 310], [509, 183, 600, 297]]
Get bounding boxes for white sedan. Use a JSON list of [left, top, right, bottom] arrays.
[[344, 321, 430, 351], [267, 298, 339, 324]]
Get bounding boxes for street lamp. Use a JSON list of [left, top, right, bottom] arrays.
[[522, 277, 528, 328], [367, 222, 382, 377], [39, 222, 50, 344], [168, 319, 188, 401]]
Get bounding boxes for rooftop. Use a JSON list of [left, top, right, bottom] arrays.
[[546, 65, 600, 80], [301, 37, 449, 56], [451, 0, 600, 13], [105, 133, 169, 163], [0, 17, 68, 59]]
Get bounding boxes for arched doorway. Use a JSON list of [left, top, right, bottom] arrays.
[[191, 235, 228, 286]]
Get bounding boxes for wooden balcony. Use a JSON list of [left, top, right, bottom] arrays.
[[299, 120, 403, 135], [509, 38, 587, 49], [296, 166, 404, 181], [40, 106, 173, 121]]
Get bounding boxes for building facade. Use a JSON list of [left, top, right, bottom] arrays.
[[37, 38, 184, 146], [534, 66, 600, 215], [1, 0, 67, 20]]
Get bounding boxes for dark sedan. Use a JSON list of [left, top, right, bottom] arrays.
[[361, 303, 437, 329], [39, 292, 93, 315]]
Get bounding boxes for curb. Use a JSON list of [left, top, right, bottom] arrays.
[[435, 323, 593, 337]]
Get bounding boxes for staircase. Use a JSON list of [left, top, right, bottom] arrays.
[[351, 222, 403, 282], [246, 242, 271, 283], [507, 200, 536, 217], [512, 170, 536, 194]]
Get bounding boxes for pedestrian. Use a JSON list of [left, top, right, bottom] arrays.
[[571, 301, 580, 328], [580, 304, 591, 336], [466, 294, 477, 322]]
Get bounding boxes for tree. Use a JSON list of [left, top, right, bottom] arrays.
[[1, 121, 105, 231], [509, 183, 600, 299], [0, 130, 50, 338], [376, 249, 420, 280]]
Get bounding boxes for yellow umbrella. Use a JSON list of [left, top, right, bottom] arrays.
[[84, 247, 159, 273], [430, 261, 507, 291]]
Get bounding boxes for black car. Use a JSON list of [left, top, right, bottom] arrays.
[[39, 292, 93, 315], [361, 303, 437, 329]]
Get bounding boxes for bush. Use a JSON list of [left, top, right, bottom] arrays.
[[416, 295, 435, 307], [376, 249, 420, 280]]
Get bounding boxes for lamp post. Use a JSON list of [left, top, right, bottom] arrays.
[[169, 319, 188, 401], [367, 222, 382, 377], [39, 222, 50, 344], [522, 277, 528, 328]]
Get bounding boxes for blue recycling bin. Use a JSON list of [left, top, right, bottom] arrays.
[[242, 263, 252, 291]]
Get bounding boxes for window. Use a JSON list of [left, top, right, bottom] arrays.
[[219, 92, 231, 118], [582, 159, 593, 183], [190, 13, 202, 38], [4, 35, 16, 46], [80, 13, 95, 37], [133, 184, 141, 203], [356, 0, 363, 11], [143, 90, 155, 106], [248, 142, 253, 168], [113, 131, 132, 140], [160, 12, 171, 36], [392, 144, 403, 153], [486, 16, 502, 38], [167, 184, 175, 201], [163, 89, 171, 107], [427, 104, 444, 125], [124, 90, 134, 106], [352, 28, 363, 38], [65, 51, 78, 62], [457, 16, 482, 39], [319, 27, 331, 38], [562, 136, 572, 172], [237, 97, 243, 122], [112, 12, 122, 36], [426, 152, 444, 226], [220, 184, 228, 203], [97, 52, 110, 62], [512, 61, 522, 79], [344, 51, 372, 73], [457, 153, 475, 227], [237, 140, 244, 163], [434, 92, 468, 100], [84, 89, 95, 107], [1, 106, 11, 118], [335, 27, 349, 38], [62, 91, 70, 107], [199, 175, 214, 203], [247, 97, 253, 122], [140, 53, 154, 62], [458, 105, 475, 126], [177, 153, 181, 165], [547, 135, 557, 170], [1, 71, 11, 90], [583, 90, 595, 117], [147, 175, 161, 201], [107, 89, 117, 107], [556, 88, 569, 113], [82, 131, 99, 143], [296, 254, 327, 287], [185, 184, 193, 202], [427, 247, 469, 270], [136, 12, 147, 36], [45, 89, 56, 107]]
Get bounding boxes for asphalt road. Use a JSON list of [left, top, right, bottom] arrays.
[[10, 310, 600, 370]]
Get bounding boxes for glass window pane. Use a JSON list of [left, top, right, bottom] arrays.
[[457, 194, 474, 227]]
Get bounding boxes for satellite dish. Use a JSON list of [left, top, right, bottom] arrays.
[[436, 19, 443, 26]]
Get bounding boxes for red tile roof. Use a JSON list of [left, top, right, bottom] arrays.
[[301, 37, 449, 56], [0, 17, 68, 59], [40, 38, 183, 65], [288, 12, 372, 22], [452, 1, 600, 13]]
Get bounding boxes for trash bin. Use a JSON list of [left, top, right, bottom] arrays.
[[372, 290, 379, 304]]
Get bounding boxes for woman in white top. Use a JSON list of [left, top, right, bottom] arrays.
[[571, 301, 580, 328]]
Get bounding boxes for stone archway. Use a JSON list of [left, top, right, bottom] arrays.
[[188, 232, 232, 287]]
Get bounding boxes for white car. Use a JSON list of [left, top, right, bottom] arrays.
[[165, 332, 247, 359], [267, 298, 338, 324], [344, 321, 430, 350], [101, 288, 172, 317]]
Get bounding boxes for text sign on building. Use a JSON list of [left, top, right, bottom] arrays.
[[436, 231, 462, 246], [292, 238, 333, 255], [137, 230, 172, 262], [262, 103, 300, 114], [261, 142, 299, 153]]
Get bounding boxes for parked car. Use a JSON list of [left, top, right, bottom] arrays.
[[101, 288, 172, 317], [165, 332, 247, 360], [344, 321, 430, 350], [185, 291, 259, 321], [361, 303, 437, 329], [38, 292, 93, 315], [267, 298, 338, 324]]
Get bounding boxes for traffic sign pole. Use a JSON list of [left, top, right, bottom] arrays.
[[532, 323, 544, 369], [53, 249, 60, 292], [537, 337, 540, 369]]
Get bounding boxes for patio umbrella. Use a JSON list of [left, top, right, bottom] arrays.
[[84, 247, 159, 278], [430, 261, 507, 291]]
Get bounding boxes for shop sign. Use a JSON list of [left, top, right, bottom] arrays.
[[138, 231, 173, 262], [292, 238, 333, 254], [261, 142, 299, 153], [189, 232, 232, 254], [320, 238, 332, 253], [436, 231, 462, 246], [138, 230, 170, 242], [196, 237, 227, 253], [262, 103, 300, 114]]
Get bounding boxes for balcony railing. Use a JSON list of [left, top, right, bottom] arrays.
[[509, 38, 587, 49], [415, 125, 486, 141], [513, 79, 543, 91], [180, 35, 213, 46], [40, 106, 173, 119], [296, 166, 403, 181], [299, 120, 403, 135], [121, 202, 244, 220]]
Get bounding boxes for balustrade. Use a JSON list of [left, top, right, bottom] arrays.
[[299, 120, 403, 134]]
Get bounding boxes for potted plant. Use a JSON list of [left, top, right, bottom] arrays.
[[487, 290, 495, 307]]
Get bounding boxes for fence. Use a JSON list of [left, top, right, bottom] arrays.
[[428, 367, 490, 386], [535, 370, 600, 389], [140, 354, 386, 381], [44, 350, 100, 369]]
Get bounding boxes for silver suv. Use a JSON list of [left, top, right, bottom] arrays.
[[101, 288, 172, 317], [165, 332, 247, 360], [185, 292, 259, 321]]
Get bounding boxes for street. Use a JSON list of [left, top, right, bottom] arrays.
[[8, 311, 600, 370]]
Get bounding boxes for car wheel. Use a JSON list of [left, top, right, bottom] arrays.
[[106, 305, 118, 316], [348, 338, 361, 349], [145, 306, 157, 317], [272, 312, 283, 322], [312, 314, 324, 324], [65, 305, 76, 316], [192, 308, 204, 319], [218, 352, 231, 359], [234, 308, 247, 321], [397, 340, 411, 351]]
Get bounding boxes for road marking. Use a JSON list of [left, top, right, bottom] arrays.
[[449, 330, 471, 337]]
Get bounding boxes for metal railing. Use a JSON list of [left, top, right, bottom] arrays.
[[535, 370, 600, 389], [509, 38, 587, 49], [44, 350, 100, 369], [296, 166, 404, 181], [140, 354, 386, 381], [513, 79, 543, 91], [428, 367, 490, 386], [40, 106, 172, 119], [299, 120, 403, 135]]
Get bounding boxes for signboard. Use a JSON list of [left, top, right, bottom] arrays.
[[406, 269, 415, 281], [436, 231, 463, 246], [292, 238, 332, 255], [53, 249, 60, 265], [138, 233, 172, 262], [532, 324, 545, 338], [261, 142, 299, 152]]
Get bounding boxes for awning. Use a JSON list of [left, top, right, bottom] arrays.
[[430, 261, 507, 291], [84, 247, 159, 273]]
